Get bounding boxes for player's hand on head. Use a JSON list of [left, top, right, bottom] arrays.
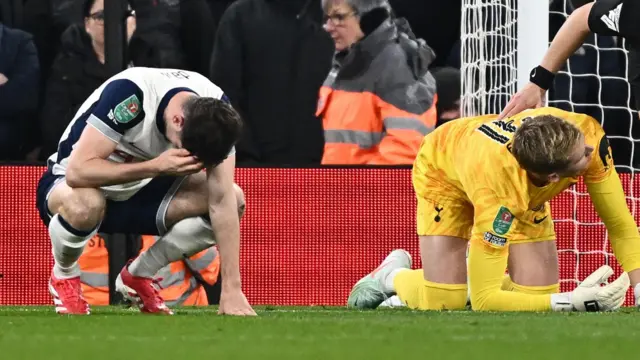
[[498, 82, 546, 119], [218, 289, 257, 316], [154, 148, 204, 176], [571, 265, 629, 312]]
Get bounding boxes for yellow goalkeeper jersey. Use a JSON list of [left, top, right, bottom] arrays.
[[412, 107, 640, 272]]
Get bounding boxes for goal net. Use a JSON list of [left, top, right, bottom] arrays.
[[461, 0, 637, 300]]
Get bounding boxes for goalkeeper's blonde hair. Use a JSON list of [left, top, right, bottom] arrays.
[[511, 115, 582, 174]]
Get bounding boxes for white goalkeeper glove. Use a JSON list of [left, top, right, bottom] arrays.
[[551, 265, 629, 312]]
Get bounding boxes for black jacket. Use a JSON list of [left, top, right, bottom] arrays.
[[38, 24, 110, 159], [0, 23, 40, 159], [0, 23, 40, 123], [210, 0, 334, 165]]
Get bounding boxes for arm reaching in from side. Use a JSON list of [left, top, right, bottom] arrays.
[[498, 3, 594, 119], [206, 155, 256, 316]]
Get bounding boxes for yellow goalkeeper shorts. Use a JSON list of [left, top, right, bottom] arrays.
[[413, 177, 556, 244]]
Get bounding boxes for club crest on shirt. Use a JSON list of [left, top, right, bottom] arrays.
[[113, 94, 141, 124], [492, 206, 514, 235]]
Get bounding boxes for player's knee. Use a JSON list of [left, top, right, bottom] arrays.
[[233, 183, 245, 218], [60, 189, 105, 230]]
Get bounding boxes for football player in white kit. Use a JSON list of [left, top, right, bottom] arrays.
[[36, 67, 256, 316]]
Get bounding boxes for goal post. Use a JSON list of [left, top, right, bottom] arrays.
[[461, 0, 548, 117], [517, 0, 548, 91]]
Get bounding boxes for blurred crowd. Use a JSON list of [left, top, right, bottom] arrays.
[[0, 0, 638, 167]]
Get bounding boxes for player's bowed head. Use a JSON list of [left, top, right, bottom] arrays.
[[164, 94, 243, 168], [511, 115, 594, 185]]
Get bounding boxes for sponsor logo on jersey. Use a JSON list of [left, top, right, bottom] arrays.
[[107, 109, 115, 121], [113, 94, 141, 124], [492, 119, 517, 133], [483, 232, 507, 247], [600, 3, 622, 33], [492, 206, 514, 235]]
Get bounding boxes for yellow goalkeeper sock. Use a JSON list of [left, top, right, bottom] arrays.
[[394, 269, 467, 310], [510, 282, 559, 295], [501, 275, 514, 291], [501, 275, 558, 294]]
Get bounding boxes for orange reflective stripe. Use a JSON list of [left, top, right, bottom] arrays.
[[369, 94, 437, 165], [324, 130, 383, 148], [383, 117, 431, 135], [321, 87, 436, 165], [182, 288, 209, 306], [79, 234, 110, 306], [80, 271, 109, 287]]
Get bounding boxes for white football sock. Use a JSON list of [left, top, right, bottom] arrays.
[[128, 217, 216, 278], [49, 214, 97, 279], [383, 268, 410, 293]]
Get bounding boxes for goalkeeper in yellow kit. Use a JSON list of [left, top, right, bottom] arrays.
[[348, 107, 640, 312]]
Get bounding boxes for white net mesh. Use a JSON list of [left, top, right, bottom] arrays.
[[461, 0, 638, 295], [461, 0, 518, 116]]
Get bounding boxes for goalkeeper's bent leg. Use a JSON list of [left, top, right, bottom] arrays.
[[394, 269, 467, 310]]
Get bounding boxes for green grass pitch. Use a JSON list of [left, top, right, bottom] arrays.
[[1, 306, 638, 360]]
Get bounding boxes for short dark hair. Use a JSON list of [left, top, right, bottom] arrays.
[[181, 97, 243, 167], [83, 0, 98, 17], [512, 115, 582, 174]]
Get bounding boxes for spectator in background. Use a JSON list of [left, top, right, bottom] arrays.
[[431, 67, 460, 128], [319, 0, 437, 165], [210, 0, 334, 165], [38, 0, 136, 160], [179, 0, 237, 76], [0, 21, 40, 161], [128, 0, 187, 69]]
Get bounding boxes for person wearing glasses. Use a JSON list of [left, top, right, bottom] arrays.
[[38, 0, 137, 160], [318, 0, 438, 165]]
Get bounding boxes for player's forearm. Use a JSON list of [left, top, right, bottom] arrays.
[[209, 194, 242, 289], [468, 239, 553, 311], [539, 4, 593, 73], [66, 157, 160, 188], [588, 173, 640, 283]]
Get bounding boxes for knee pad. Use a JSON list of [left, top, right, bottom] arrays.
[[394, 269, 468, 310]]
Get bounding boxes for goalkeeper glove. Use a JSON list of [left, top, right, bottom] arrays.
[[551, 265, 629, 312]]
